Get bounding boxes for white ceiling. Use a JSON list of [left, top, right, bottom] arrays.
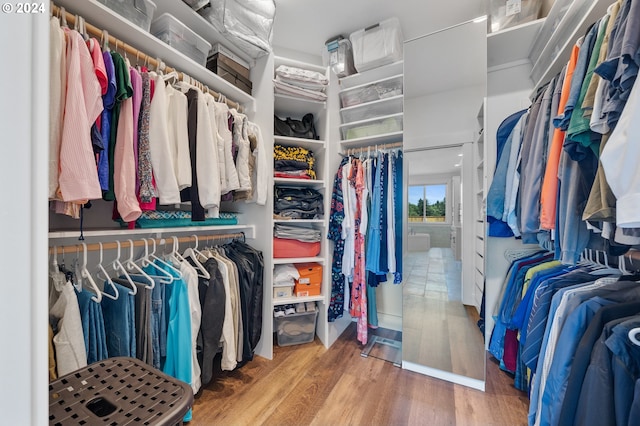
[[272, 0, 486, 61], [407, 146, 463, 176]]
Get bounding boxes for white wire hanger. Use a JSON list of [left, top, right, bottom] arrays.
[[95, 242, 119, 301]]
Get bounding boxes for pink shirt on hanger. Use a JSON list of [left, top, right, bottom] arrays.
[[58, 29, 103, 202]]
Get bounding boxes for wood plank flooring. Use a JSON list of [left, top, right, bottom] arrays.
[[191, 324, 529, 425]]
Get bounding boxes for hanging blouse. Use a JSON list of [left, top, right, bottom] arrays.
[[49, 17, 66, 199], [58, 28, 103, 202]]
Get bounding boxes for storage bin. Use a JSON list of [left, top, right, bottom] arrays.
[[151, 13, 212, 66], [294, 262, 322, 297], [49, 357, 193, 425], [97, 0, 156, 32], [208, 55, 253, 94], [340, 114, 403, 140], [274, 308, 318, 346], [182, 0, 209, 12], [340, 94, 403, 124], [209, 43, 251, 79], [339, 75, 403, 108], [199, 0, 275, 59], [323, 37, 356, 78], [273, 237, 321, 258], [489, 0, 542, 33], [273, 283, 294, 299], [349, 18, 403, 73]]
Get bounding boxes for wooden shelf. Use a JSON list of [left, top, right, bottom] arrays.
[[274, 56, 326, 74], [340, 131, 403, 149], [487, 18, 545, 71], [274, 135, 326, 150], [273, 178, 325, 187], [55, 0, 256, 111], [274, 94, 326, 118], [273, 257, 325, 265], [339, 61, 404, 90], [273, 219, 325, 225], [49, 224, 256, 240], [273, 295, 325, 307]]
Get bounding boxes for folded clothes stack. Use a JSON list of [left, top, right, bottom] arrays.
[[274, 144, 316, 180], [274, 223, 322, 242], [273, 65, 328, 101], [274, 186, 324, 219]]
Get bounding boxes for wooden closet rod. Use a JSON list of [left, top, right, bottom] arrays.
[[51, 3, 243, 112], [48, 232, 245, 254], [343, 141, 403, 156]]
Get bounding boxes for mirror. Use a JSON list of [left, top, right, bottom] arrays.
[[402, 20, 487, 387]]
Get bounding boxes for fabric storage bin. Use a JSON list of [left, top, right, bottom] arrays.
[[151, 13, 212, 66], [274, 308, 318, 346], [489, 0, 542, 33], [340, 114, 403, 140], [294, 263, 322, 297], [273, 237, 321, 258], [273, 283, 294, 299], [339, 75, 403, 108], [340, 94, 403, 124], [97, 0, 156, 31], [349, 18, 403, 73]]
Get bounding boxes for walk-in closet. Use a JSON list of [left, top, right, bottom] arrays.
[[3, 0, 640, 424]]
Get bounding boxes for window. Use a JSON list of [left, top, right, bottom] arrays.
[[408, 184, 448, 223]]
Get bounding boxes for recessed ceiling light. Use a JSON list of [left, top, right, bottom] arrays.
[[458, 153, 463, 156], [454, 164, 460, 167]]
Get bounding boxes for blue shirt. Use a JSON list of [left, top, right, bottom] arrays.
[[98, 52, 116, 192]]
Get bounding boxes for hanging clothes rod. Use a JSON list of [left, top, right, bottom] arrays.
[[50, 3, 243, 112], [342, 141, 403, 156], [48, 232, 245, 254]]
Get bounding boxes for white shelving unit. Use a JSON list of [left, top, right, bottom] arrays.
[[48, 225, 256, 240], [473, 102, 486, 313], [272, 57, 330, 351]]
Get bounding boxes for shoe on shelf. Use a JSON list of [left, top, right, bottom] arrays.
[[284, 304, 296, 315], [305, 302, 316, 312], [295, 302, 305, 313], [274, 305, 285, 318]]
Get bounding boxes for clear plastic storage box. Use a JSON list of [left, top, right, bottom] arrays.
[[340, 113, 403, 140], [151, 13, 212, 66], [323, 37, 356, 78], [340, 94, 403, 124], [349, 17, 403, 73], [339, 75, 403, 108], [183, 0, 209, 12], [97, 0, 156, 32], [274, 307, 318, 346], [489, 0, 542, 33]]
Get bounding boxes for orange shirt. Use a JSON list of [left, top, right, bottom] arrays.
[[539, 43, 580, 230]]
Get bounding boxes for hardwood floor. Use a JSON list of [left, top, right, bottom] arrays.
[[191, 324, 529, 426], [403, 249, 485, 380]]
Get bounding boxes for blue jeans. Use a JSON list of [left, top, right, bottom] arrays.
[[101, 282, 136, 357], [76, 288, 108, 363]]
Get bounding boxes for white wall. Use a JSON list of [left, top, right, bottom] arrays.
[[404, 84, 484, 150], [0, 9, 49, 425]]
